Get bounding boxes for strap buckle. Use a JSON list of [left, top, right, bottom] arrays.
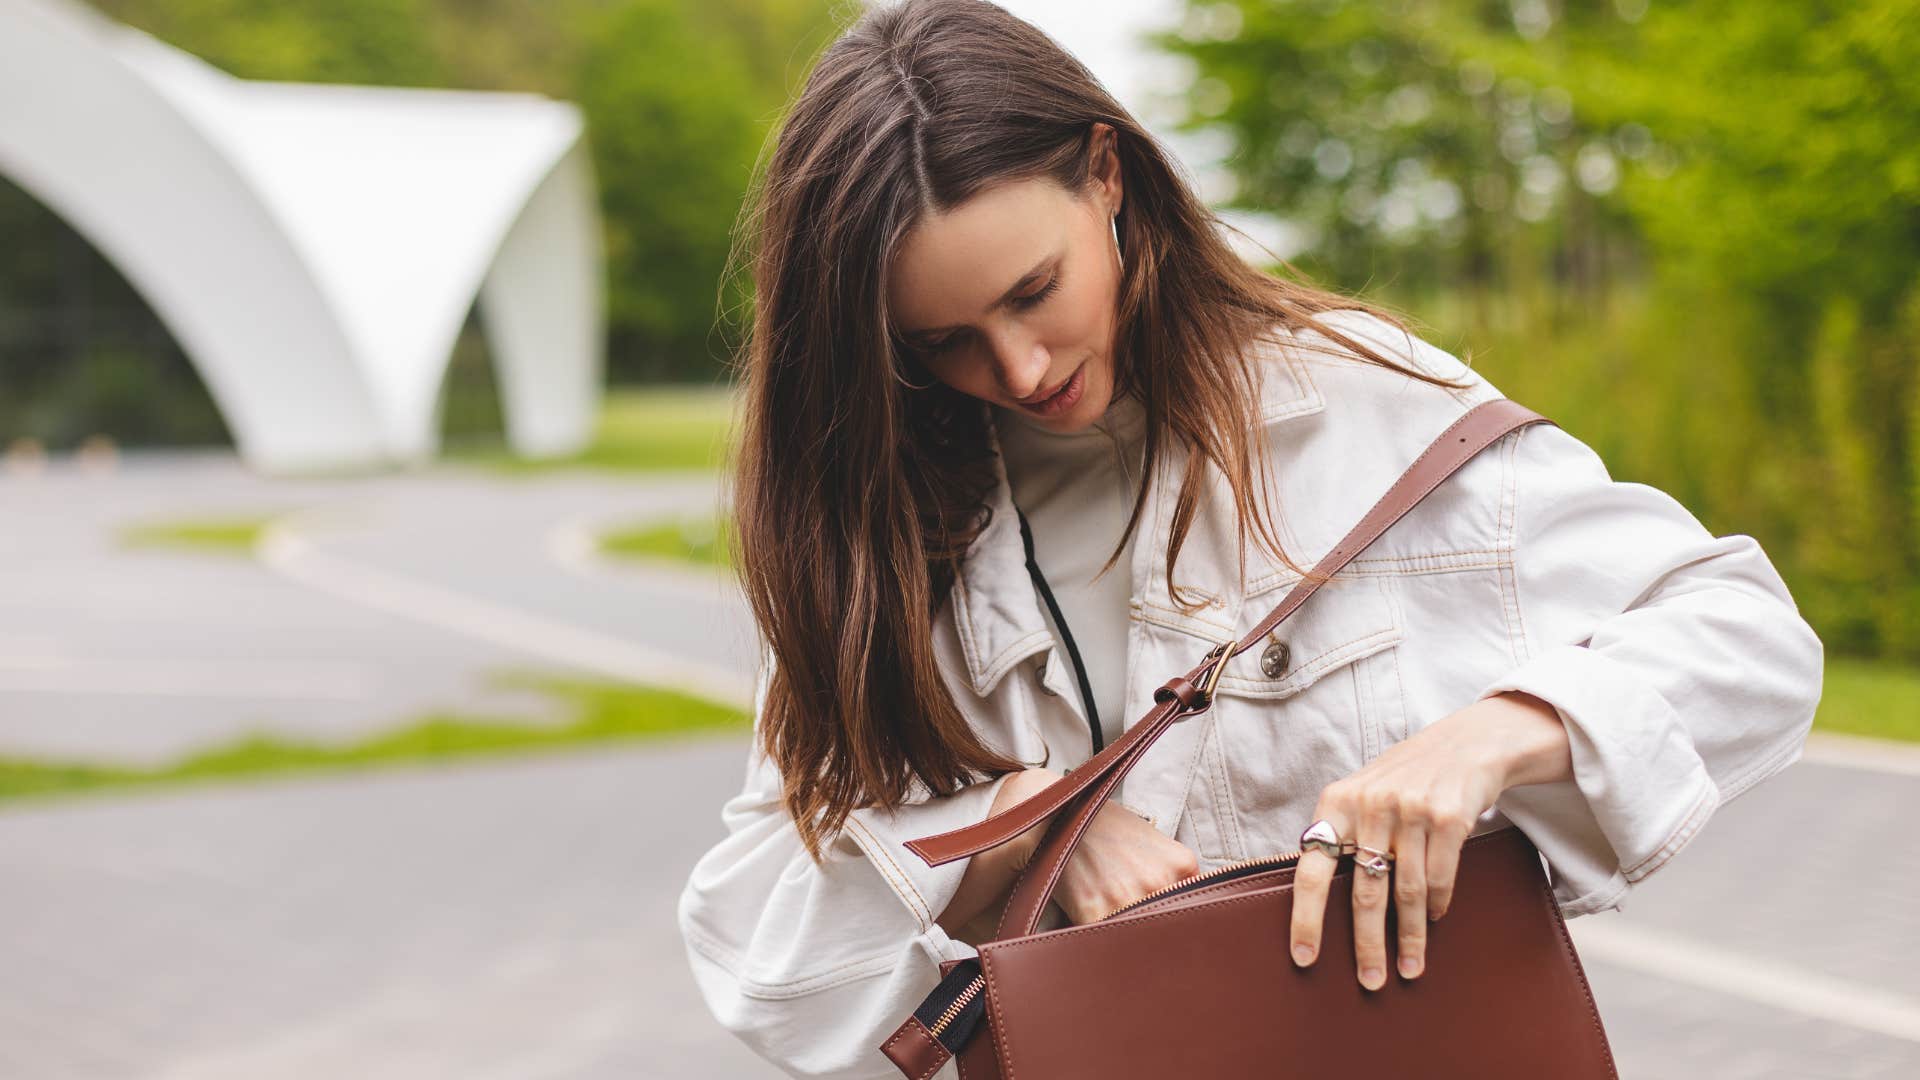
[[1193, 640, 1234, 707]]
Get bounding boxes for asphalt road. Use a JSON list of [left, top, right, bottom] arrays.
[[0, 451, 749, 765], [3, 451, 1917, 1078]]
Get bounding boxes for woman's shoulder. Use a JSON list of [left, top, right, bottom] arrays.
[[1235, 309, 1522, 560], [1249, 308, 1508, 444], [1275, 308, 1485, 389]]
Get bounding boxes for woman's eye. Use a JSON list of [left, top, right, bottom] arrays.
[[905, 276, 1061, 355], [1013, 276, 1063, 309]]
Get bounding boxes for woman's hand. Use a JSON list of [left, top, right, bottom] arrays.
[[933, 760, 1198, 937], [1042, 770, 1200, 925], [938, 767, 1198, 940], [1288, 691, 1573, 990], [995, 766, 1200, 926]]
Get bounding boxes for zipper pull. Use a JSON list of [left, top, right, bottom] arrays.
[[882, 959, 987, 1077]]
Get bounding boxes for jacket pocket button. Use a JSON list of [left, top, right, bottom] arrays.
[[1260, 639, 1291, 679], [1035, 655, 1060, 695]]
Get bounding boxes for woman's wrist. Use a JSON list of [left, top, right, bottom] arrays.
[[1480, 691, 1575, 789], [996, 766, 1062, 865], [935, 767, 1061, 934]]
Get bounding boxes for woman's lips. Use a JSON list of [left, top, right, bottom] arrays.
[[1022, 363, 1086, 417]]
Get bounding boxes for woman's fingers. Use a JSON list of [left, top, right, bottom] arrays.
[[1055, 800, 1199, 924], [1288, 811, 1348, 968], [1392, 822, 1428, 980], [1426, 811, 1470, 922], [1350, 807, 1394, 991]]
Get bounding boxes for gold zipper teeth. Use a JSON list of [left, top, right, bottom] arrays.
[[927, 975, 985, 1037], [1099, 847, 1304, 920]]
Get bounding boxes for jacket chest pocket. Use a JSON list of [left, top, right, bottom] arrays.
[[1184, 575, 1407, 863]]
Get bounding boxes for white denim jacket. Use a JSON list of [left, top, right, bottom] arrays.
[[677, 310, 1825, 1079]]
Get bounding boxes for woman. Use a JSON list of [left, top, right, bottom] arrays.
[[677, 1, 1824, 1076]]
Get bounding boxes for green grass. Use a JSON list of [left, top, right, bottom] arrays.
[[1812, 658, 1920, 743], [119, 516, 274, 554], [0, 671, 749, 808], [458, 385, 738, 474], [598, 516, 735, 570]]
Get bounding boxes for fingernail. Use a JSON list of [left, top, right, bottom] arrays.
[[1292, 944, 1315, 967], [1428, 909, 1444, 922], [1360, 966, 1383, 990], [1399, 955, 1422, 979]]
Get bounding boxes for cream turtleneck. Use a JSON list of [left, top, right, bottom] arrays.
[[990, 388, 1149, 749]]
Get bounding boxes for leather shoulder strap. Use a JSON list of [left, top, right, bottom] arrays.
[[903, 399, 1555, 941]]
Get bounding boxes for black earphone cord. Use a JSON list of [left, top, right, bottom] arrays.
[[1012, 505, 1105, 754]]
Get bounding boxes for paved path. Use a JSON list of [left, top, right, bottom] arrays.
[[4, 731, 1916, 1079], [0, 452, 747, 765], [4, 451, 1918, 1078], [1573, 755, 1920, 1077], [0, 738, 774, 1080]]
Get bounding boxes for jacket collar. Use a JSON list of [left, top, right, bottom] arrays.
[[948, 337, 1325, 697]]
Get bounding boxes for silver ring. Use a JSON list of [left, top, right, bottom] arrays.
[[1299, 819, 1353, 860], [1353, 844, 1394, 878]]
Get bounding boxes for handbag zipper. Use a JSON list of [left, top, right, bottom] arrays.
[[1096, 846, 1305, 921], [923, 847, 1308, 1044], [926, 971, 987, 1037]]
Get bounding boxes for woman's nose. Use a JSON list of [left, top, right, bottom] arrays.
[[989, 332, 1052, 400]]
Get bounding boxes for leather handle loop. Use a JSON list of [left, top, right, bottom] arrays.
[[1154, 676, 1203, 710], [904, 400, 1556, 942]]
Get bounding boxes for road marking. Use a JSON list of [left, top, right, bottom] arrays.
[[1570, 916, 1920, 1043], [1800, 731, 1920, 778], [259, 522, 753, 712]]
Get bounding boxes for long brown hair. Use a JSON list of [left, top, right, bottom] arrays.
[[725, 0, 1472, 858]]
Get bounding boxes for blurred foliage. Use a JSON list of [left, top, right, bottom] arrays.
[[437, 304, 509, 447], [0, 175, 231, 446], [1163, 0, 1920, 661], [118, 515, 274, 553], [450, 383, 736, 474], [599, 514, 736, 569], [85, 0, 446, 84], [0, 668, 749, 806], [1815, 658, 1920, 744], [571, 0, 845, 379]]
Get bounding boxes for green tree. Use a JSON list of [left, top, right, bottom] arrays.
[[88, 0, 444, 85], [1165, 0, 1920, 659], [571, 0, 843, 379], [1155, 1, 1638, 306]]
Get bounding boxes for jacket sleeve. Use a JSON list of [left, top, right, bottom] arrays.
[[677, 646, 1013, 1079], [1473, 419, 1825, 916]]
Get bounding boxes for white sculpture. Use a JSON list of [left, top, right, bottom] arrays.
[[0, 0, 605, 472]]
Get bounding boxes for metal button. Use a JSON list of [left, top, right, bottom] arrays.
[[1035, 655, 1059, 695], [1260, 639, 1291, 678]]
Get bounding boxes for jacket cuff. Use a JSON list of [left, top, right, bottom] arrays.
[[1478, 643, 1722, 891], [844, 773, 1017, 961]]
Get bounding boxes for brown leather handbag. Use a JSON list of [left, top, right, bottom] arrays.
[[880, 400, 1619, 1079]]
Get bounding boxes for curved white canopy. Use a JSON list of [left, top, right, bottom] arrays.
[[0, 0, 604, 471]]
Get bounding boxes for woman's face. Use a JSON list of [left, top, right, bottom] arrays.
[[886, 134, 1125, 432]]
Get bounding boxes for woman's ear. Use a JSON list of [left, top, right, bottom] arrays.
[[1089, 122, 1124, 216]]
